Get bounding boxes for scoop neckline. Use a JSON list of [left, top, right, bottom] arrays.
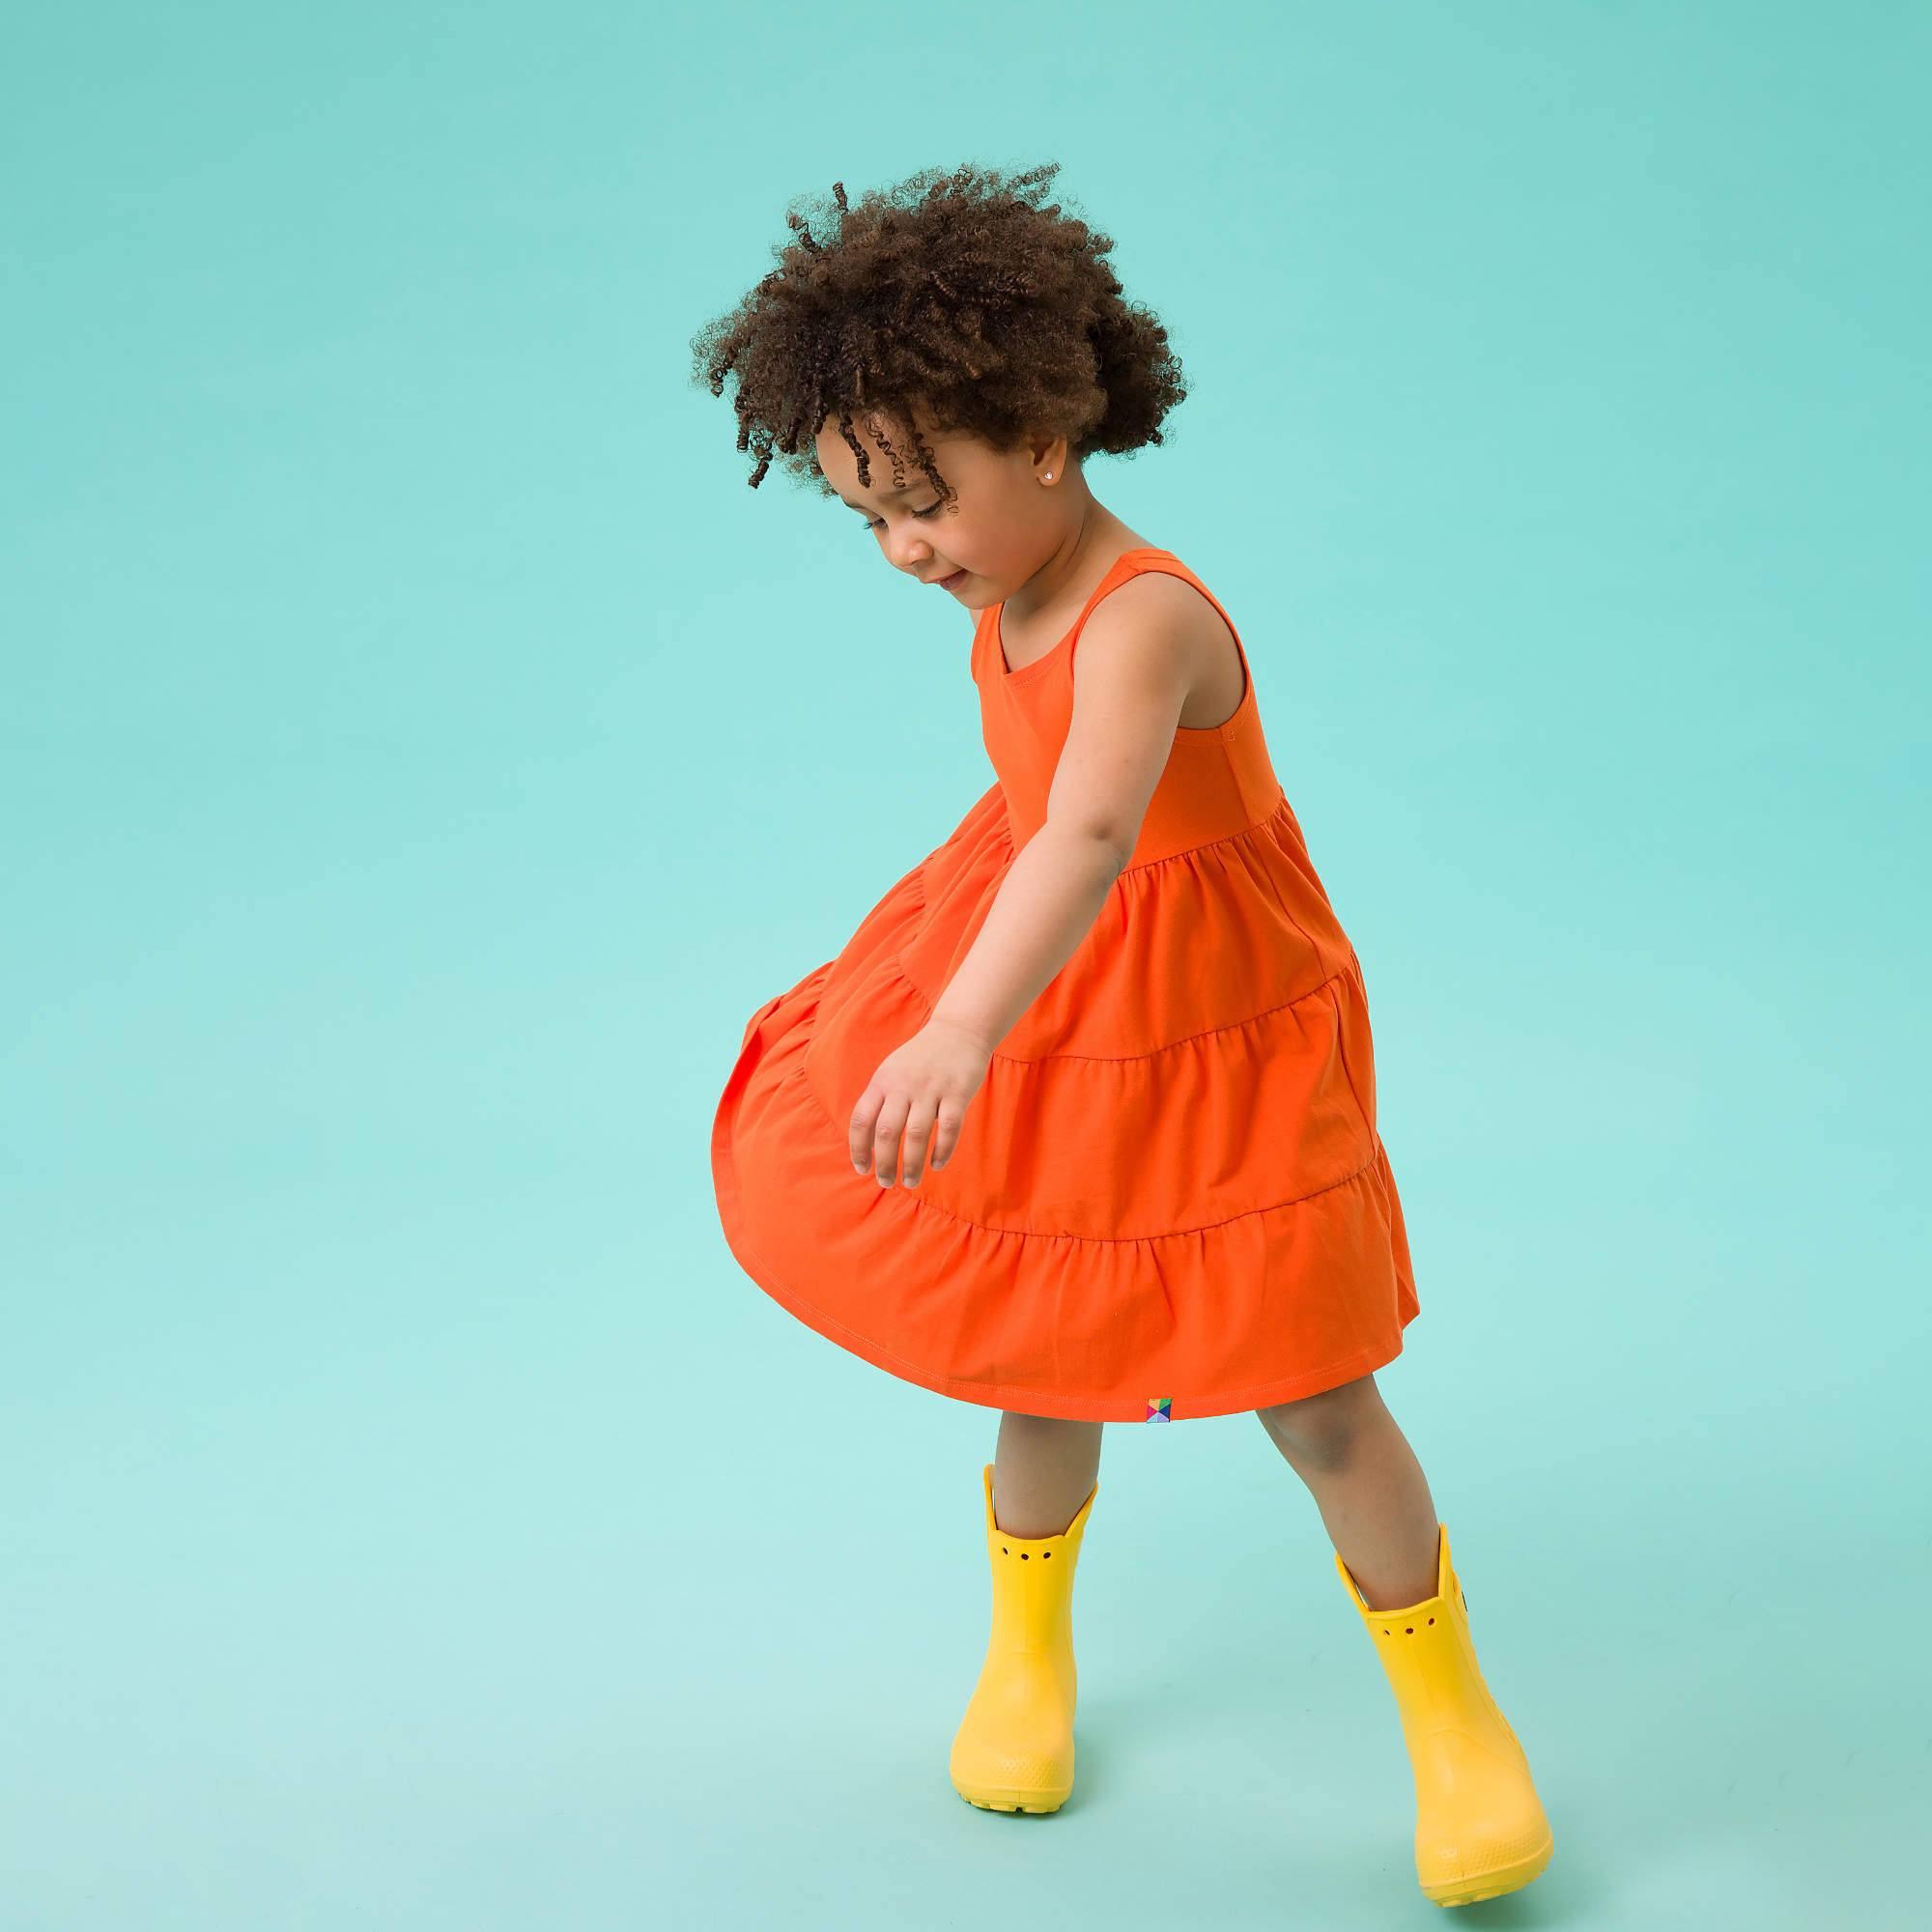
[[994, 546, 1174, 681]]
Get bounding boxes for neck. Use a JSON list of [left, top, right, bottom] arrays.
[[1006, 504, 1138, 620]]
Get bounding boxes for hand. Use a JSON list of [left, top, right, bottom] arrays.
[[848, 1014, 994, 1187]]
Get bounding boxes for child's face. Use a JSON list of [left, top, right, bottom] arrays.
[[813, 406, 1063, 609]]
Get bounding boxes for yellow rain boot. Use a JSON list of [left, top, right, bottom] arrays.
[[949, 1462, 1098, 1814], [1337, 1525, 1554, 1907]]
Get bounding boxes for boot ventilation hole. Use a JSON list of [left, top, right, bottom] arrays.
[[998, 1548, 1052, 1558], [1377, 1590, 1464, 1636]]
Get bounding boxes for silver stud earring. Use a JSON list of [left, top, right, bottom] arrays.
[[1043, 471, 1054, 482]]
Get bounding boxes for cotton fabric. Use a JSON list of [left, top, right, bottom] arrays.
[[711, 547, 1419, 1422]]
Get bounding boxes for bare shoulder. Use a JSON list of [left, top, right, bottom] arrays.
[[1074, 568, 1242, 727], [1078, 568, 1212, 659]]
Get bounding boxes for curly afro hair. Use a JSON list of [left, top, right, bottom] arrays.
[[689, 160, 1187, 509]]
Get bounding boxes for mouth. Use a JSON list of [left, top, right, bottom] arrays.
[[927, 567, 968, 590]]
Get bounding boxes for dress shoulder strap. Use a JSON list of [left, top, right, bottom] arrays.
[[1065, 549, 1253, 708]]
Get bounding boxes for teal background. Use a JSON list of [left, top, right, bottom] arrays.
[[4, 4, 1926, 1927]]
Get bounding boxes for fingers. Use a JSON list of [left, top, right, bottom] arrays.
[[929, 1101, 962, 1171], [898, 1099, 938, 1186], [848, 1085, 910, 1184], [848, 1089, 879, 1175], [850, 1090, 967, 1187], [870, 1091, 911, 1185]]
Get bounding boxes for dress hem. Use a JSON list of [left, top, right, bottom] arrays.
[[714, 1094, 1419, 1423]]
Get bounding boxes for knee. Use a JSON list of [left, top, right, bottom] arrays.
[[1255, 1375, 1379, 1469]]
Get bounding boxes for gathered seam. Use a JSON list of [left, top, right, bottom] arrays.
[[792, 1058, 1385, 1242], [717, 1160, 1410, 1414], [1117, 783, 1292, 876], [890, 949, 1353, 1065]]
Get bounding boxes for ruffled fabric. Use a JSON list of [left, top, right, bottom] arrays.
[[711, 780, 1420, 1424]]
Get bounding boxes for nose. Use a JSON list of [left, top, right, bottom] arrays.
[[888, 529, 934, 575]]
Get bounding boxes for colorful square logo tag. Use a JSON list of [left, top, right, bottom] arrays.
[[1145, 1396, 1172, 1422]]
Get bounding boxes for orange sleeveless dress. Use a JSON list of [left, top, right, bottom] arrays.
[[710, 546, 1419, 1423]]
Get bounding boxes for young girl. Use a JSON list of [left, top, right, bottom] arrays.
[[695, 161, 1552, 1909]]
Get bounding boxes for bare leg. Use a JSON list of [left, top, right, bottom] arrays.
[[1256, 1374, 1439, 1609], [1263, 1374, 1554, 1903], [991, 1411, 1103, 1537]]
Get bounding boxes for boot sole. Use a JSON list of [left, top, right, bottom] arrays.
[[1421, 1828, 1553, 1907], [952, 1783, 1071, 1814]]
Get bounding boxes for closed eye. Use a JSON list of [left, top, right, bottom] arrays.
[[859, 503, 944, 530]]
